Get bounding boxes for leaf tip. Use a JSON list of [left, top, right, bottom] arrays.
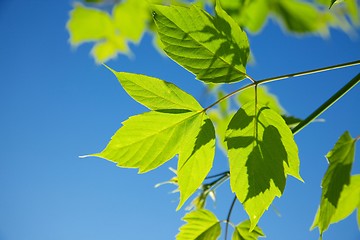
[[102, 63, 117, 75]]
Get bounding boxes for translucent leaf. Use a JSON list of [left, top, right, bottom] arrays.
[[225, 102, 302, 229], [237, 86, 285, 115], [90, 110, 215, 207], [152, 1, 250, 83], [87, 70, 215, 208], [113, 0, 149, 43], [91, 37, 128, 63], [272, 0, 333, 35], [311, 175, 360, 231], [232, 220, 265, 240], [67, 4, 114, 45], [177, 115, 216, 208], [219, 0, 269, 33], [177, 209, 221, 240], [112, 71, 203, 111], [67, 1, 152, 63], [208, 109, 234, 153], [311, 132, 358, 234]]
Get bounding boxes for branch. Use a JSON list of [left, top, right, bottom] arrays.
[[257, 60, 360, 86], [292, 73, 360, 135], [204, 60, 360, 111]]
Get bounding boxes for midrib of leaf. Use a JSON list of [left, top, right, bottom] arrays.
[[178, 111, 205, 171], [156, 6, 245, 76], [196, 222, 220, 238], [117, 111, 200, 149], [125, 79, 201, 111]]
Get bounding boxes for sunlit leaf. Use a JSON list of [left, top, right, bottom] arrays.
[[113, 0, 148, 43], [177, 209, 221, 240], [177, 114, 216, 209], [237, 86, 285, 115], [232, 220, 265, 240], [219, 0, 269, 33], [86, 70, 215, 209], [113, 71, 203, 111], [311, 175, 360, 231], [67, 1, 152, 63], [152, 1, 250, 83], [225, 101, 302, 229], [311, 132, 358, 234], [67, 4, 114, 45]]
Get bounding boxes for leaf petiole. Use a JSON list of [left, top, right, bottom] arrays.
[[204, 60, 360, 112]]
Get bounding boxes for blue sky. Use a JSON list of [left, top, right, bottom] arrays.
[[0, 0, 359, 239]]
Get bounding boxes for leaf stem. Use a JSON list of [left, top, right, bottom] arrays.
[[204, 172, 230, 192], [204, 60, 360, 111], [205, 171, 230, 179], [224, 196, 237, 240], [203, 83, 254, 111], [257, 60, 360, 86], [292, 73, 360, 135]]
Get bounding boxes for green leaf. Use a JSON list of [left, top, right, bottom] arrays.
[[208, 109, 234, 153], [237, 86, 285, 115], [225, 101, 302, 229], [152, 1, 250, 83], [67, 1, 152, 63], [177, 209, 221, 240], [232, 220, 265, 240], [67, 4, 114, 45], [177, 115, 216, 209], [311, 132, 358, 234], [112, 71, 203, 111], [272, 0, 333, 35], [113, 0, 149, 43], [219, 0, 269, 33], [87, 70, 215, 209], [311, 175, 360, 231]]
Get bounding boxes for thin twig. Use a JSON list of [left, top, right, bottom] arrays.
[[224, 196, 237, 240], [257, 60, 360, 86], [204, 60, 360, 111], [205, 171, 230, 180]]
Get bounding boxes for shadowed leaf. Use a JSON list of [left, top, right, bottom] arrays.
[[311, 131, 358, 234], [225, 102, 302, 229], [152, 1, 250, 83]]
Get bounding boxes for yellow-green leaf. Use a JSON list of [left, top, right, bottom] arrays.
[[177, 209, 221, 240], [311, 132, 358, 234], [86, 70, 215, 208], [67, 4, 114, 45], [232, 220, 265, 240], [237, 86, 285, 115], [112, 71, 203, 111], [225, 102, 302, 229]]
